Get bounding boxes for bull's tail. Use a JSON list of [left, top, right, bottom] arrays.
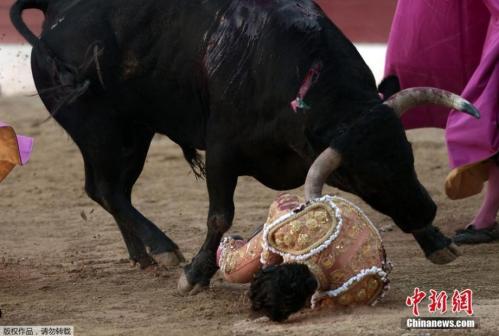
[[181, 146, 206, 180], [10, 0, 49, 46]]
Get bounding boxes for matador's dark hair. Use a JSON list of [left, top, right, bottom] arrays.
[[249, 263, 318, 322]]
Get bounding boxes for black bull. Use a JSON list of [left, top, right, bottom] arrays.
[[11, 0, 475, 294]]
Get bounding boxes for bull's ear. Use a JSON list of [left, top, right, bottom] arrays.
[[378, 75, 400, 101]]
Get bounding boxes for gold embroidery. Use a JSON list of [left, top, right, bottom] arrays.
[[283, 234, 294, 247], [297, 233, 311, 248], [320, 253, 335, 269], [262, 195, 389, 309], [329, 269, 348, 285], [267, 203, 337, 255], [314, 210, 328, 223], [290, 220, 302, 232], [337, 293, 352, 306], [306, 218, 320, 231], [355, 288, 367, 303], [312, 199, 388, 308], [368, 277, 379, 291]]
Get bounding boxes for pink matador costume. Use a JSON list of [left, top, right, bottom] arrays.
[[217, 193, 391, 310], [385, 0, 499, 199], [0, 121, 33, 183]]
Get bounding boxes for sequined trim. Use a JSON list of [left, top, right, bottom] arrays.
[[310, 266, 388, 308], [261, 195, 343, 263], [218, 236, 235, 274], [370, 260, 393, 307]]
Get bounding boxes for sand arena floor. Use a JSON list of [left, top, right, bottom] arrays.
[[0, 95, 498, 335]]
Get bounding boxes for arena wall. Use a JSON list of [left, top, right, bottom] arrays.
[[0, 0, 396, 95]]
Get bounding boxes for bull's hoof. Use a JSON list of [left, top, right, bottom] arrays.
[[177, 250, 217, 295], [130, 254, 156, 269], [177, 271, 208, 295], [413, 226, 461, 265], [427, 243, 461, 265], [152, 249, 186, 268]]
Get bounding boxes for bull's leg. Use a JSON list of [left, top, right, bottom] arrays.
[[79, 124, 185, 269], [31, 49, 183, 268], [412, 226, 461, 264], [178, 147, 237, 294], [52, 105, 183, 270], [83, 159, 155, 269]]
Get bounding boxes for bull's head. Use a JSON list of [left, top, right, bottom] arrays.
[[305, 84, 480, 264]]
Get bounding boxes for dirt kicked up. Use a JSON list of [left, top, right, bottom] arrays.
[[1, 95, 498, 335]]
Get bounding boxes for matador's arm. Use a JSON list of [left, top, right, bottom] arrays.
[[216, 193, 302, 283], [216, 230, 281, 283]]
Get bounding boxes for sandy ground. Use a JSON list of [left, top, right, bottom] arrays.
[[0, 95, 498, 336], [0, 45, 33, 96]]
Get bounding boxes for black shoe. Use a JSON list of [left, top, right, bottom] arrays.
[[453, 223, 499, 245]]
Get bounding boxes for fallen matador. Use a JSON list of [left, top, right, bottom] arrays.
[[217, 193, 391, 321]]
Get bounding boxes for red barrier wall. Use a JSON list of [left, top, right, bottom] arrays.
[[0, 0, 396, 44], [316, 0, 397, 42], [1, 0, 43, 43]]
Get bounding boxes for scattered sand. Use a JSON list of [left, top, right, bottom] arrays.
[[1, 96, 498, 335]]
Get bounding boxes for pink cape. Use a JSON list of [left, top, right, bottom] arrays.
[[385, 0, 499, 169], [0, 121, 33, 182]]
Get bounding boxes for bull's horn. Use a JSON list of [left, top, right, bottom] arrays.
[[305, 148, 342, 201], [384, 87, 480, 119]]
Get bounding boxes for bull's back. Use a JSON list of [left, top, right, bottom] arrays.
[[205, 0, 326, 112], [32, 0, 375, 149], [33, 0, 213, 147], [203, 0, 377, 142]]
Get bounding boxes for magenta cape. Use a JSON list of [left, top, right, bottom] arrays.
[[385, 0, 498, 169]]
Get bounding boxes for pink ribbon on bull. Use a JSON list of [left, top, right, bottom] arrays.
[[290, 61, 322, 113]]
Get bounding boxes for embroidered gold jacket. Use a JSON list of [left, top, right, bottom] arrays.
[[218, 193, 391, 309]]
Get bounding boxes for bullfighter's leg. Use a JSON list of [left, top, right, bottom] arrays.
[[453, 164, 499, 244], [178, 147, 237, 294], [469, 164, 499, 229]]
